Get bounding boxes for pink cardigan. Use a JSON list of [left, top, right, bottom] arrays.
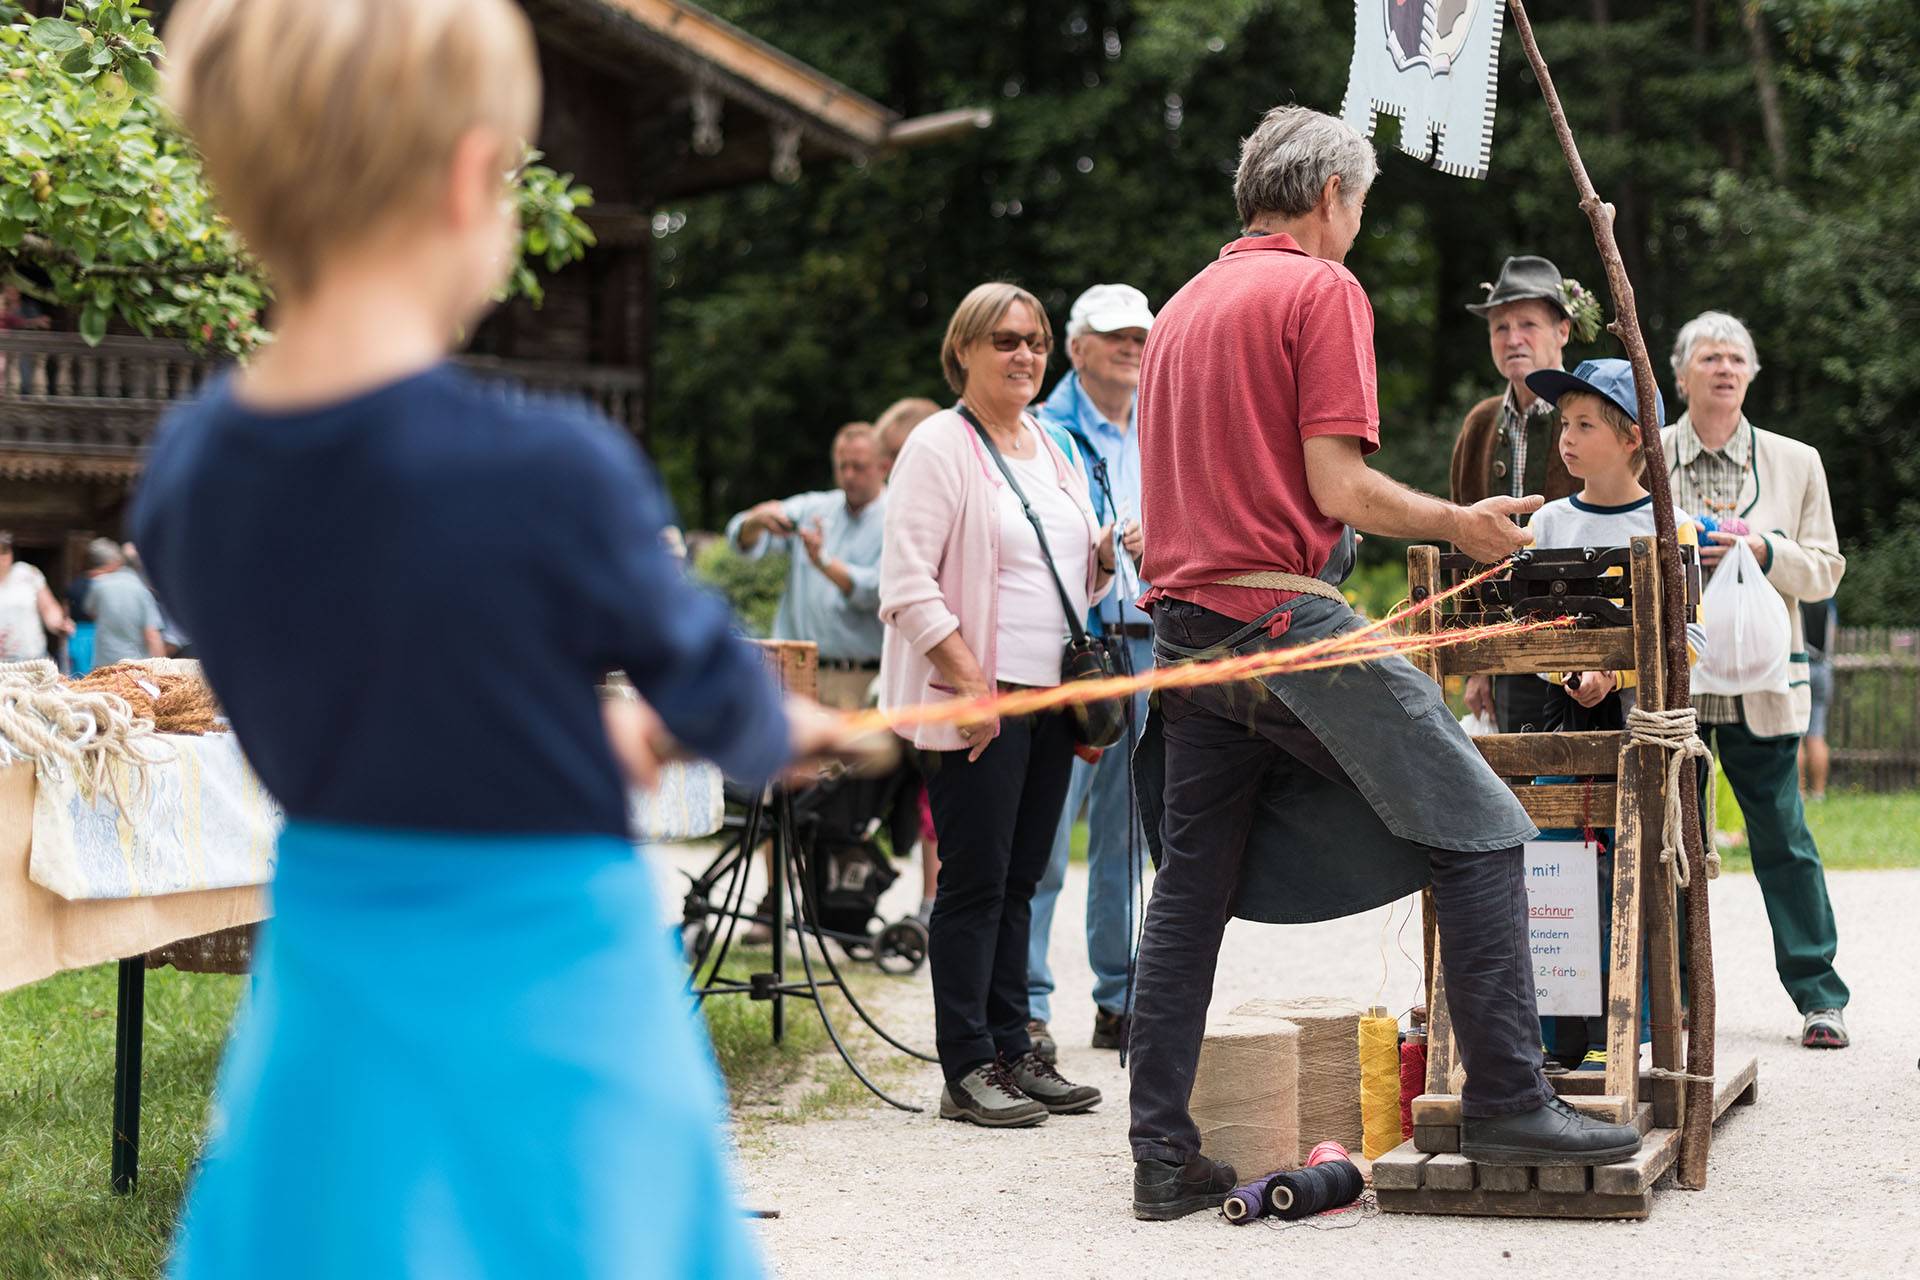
[[878, 408, 1110, 751]]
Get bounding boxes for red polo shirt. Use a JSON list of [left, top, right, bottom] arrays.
[[1138, 233, 1379, 628]]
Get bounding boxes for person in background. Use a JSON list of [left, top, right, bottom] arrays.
[[1452, 255, 1587, 733], [0, 531, 72, 663], [1665, 309, 1849, 1049], [727, 422, 887, 710], [1026, 282, 1152, 1062], [1799, 596, 1837, 802], [876, 394, 946, 926], [84, 538, 167, 667], [880, 281, 1114, 1128]]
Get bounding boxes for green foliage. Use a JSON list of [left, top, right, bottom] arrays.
[[647, 0, 1918, 626], [691, 536, 787, 638], [0, 2, 593, 354]]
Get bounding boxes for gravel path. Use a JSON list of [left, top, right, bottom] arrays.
[[703, 854, 1920, 1278]]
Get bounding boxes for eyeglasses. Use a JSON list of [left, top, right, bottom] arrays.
[[987, 330, 1051, 355]]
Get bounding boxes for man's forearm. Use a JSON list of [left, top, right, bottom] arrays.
[[1325, 465, 1462, 544]]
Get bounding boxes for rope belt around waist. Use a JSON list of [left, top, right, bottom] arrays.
[[1213, 571, 1348, 603]]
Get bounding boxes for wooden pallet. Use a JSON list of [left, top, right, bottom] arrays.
[[1375, 1055, 1757, 1219]]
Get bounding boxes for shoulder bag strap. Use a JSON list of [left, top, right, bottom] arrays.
[[957, 404, 1093, 647]]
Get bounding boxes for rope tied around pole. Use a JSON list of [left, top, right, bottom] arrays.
[[1625, 705, 1720, 888]]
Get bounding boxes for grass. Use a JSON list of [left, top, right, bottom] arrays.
[[1718, 787, 1920, 873], [0, 966, 241, 1280]]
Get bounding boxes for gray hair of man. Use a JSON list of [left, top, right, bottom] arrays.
[[86, 537, 124, 571], [1233, 105, 1379, 229], [1669, 310, 1762, 399]]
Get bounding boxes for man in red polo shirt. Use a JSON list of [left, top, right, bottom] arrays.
[[1127, 105, 1641, 1221]]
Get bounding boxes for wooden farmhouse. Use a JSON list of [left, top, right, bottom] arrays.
[[0, 0, 984, 587]]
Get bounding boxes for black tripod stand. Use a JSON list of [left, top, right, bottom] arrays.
[[684, 784, 934, 1111]]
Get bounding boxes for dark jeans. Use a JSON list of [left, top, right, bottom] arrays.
[[1129, 602, 1553, 1162], [924, 709, 1077, 1081], [1703, 719, 1848, 1013], [1494, 672, 1557, 733]]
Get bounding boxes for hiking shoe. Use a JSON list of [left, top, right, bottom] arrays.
[[1133, 1153, 1237, 1221], [939, 1060, 1048, 1128], [1461, 1096, 1641, 1167], [1802, 1008, 1849, 1049], [1091, 1007, 1129, 1051], [1575, 1049, 1607, 1072], [1007, 1051, 1101, 1114], [1026, 1019, 1057, 1064]]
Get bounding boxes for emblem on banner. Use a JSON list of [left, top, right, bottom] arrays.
[[1343, 0, 1506, 179], [1386, 0, 1479, 74]]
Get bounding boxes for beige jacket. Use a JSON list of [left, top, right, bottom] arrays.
[[1662, 414, 1845, 737]]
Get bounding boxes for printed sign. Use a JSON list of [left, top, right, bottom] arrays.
[[1341, 0, 1507, 179], [1523, 839, 1603, 1016]]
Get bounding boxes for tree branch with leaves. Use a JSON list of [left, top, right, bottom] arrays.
[[0, 1, 595, 356]]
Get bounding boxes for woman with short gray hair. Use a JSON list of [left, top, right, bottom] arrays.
[[1662, 309, 1851, 1049]]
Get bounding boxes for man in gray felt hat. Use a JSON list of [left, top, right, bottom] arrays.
[[1453, 254, 1585, 731]]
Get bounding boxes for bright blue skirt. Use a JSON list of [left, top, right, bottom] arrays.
[[169, 822, 761, 1280]]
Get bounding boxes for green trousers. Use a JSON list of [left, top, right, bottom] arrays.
[[1704, 721, 1849, 1014]]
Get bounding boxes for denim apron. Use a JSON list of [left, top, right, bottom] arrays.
[[1133, 530, 1537, 924]]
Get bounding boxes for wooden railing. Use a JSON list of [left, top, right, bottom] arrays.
[[0, 331, 645, 452], [1831, 626, 1920, 792]]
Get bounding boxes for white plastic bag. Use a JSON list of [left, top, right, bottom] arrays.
[[1691, 537, 1792, 697]]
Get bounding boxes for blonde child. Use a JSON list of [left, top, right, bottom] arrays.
[[140, 3, 844, 1274]]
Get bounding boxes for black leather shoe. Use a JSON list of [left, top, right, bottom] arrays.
[[1461, 1096, 1642, 1166], [1132, 1153, 1237, 1221]]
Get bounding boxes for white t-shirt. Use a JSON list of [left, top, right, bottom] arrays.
[[995, 440, 1093, 687], [0, 561, 49, 661]]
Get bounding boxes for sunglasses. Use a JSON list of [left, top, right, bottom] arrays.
[[987, 329, 1051, 355]]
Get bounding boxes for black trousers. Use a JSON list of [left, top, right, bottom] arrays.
[[924, 709, 1077, 1082], [1128, 601, 1553, 1163], [1494, 673, 1557, 733]]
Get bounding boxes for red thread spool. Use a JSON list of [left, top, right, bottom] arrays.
[[1399, 1034, 1428, 1140], [1307, 1140, 1349, 1167]]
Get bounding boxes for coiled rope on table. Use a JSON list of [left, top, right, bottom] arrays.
[[68, 663, 227, 736], [0, 659, 170, 796], [1625, 704, 1720, 885]]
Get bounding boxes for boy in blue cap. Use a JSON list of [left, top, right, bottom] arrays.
[[1522, 358, 1705, 1070]]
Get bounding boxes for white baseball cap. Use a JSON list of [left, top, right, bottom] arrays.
[[1069, 283, 1155, 337]]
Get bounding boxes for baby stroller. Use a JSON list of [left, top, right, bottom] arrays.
[[679, 761, 931, 975]]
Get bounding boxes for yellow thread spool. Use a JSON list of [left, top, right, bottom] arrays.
[[1358, 1005, 1401, 1160]]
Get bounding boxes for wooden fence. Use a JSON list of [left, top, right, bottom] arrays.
[[1829, 627, 1920, 792]]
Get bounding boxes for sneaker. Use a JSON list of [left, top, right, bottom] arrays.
[[1091, 1007, 1129, 1051], [1026, 1019, 1057, 1064], [1575, 1049, 1607, 1072], [939, 1060, 1048, 1128], [1801, 1008, 1849, 1049], [1006, 1051, 1101, 1114], [1133, 1152, 1237, 1221], [1461, 1096, 1642, 1167]]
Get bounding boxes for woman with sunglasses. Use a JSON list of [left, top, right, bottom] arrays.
[[879, 282, 1116, 1127]]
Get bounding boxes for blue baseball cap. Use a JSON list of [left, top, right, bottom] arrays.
[[1526, 358, 1665, 430]]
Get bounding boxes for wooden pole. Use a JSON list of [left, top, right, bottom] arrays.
[[1504, 0, 1718, 1189]]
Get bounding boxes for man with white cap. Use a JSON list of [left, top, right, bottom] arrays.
[[1025, 283, 1153, 1061]]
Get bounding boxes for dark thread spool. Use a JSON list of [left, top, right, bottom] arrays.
[[1223, 1171, 1284, 1224], [1266, 1159, 1365, 1220]]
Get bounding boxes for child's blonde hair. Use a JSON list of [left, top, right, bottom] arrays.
[[163, 0, 541, 295], [1557, 390, 1644, 475]]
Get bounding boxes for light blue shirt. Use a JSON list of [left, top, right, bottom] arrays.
[[1036, 371, 1147, 628], [725, 489, 885, 661]]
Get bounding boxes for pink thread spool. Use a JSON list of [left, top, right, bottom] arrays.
[[1307, 1140, 1349, 1168]]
